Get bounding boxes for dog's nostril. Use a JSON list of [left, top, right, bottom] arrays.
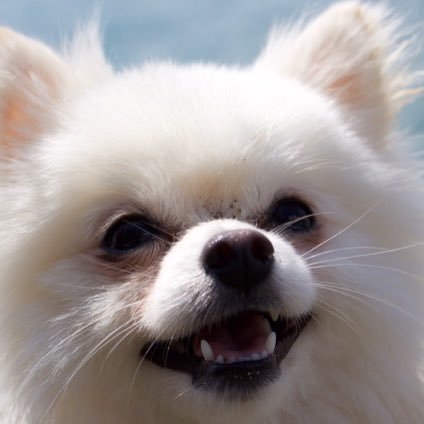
[[250, 233, 274, 263], [202, 229, 274, 293], [203, 238, 235, 270]]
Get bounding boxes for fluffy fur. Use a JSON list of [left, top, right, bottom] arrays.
[[0, 2, 423, 423]]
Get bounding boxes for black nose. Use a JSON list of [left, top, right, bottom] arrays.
[[202, 229, 274, 293]]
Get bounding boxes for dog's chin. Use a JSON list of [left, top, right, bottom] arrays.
[[140, 310, 311, 400]]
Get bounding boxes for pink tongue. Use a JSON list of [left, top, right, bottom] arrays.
[[193, 311, 269, 359]]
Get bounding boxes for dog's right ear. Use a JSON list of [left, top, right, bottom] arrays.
[[0, 28, 69, 152], [255, 2, 420, 149]]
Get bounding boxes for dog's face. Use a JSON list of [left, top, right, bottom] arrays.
[[1, 3, 423, 423]]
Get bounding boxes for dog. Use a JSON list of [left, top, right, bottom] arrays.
[[0, 2, 423, 423]]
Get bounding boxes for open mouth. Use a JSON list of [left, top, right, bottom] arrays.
[[140, 310, 311, 399]]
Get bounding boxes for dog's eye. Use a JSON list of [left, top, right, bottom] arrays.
[[102, 215, 158, 253], [271, 198, 315, 233]]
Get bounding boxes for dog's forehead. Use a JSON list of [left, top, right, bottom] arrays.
[[45, 64, 351, 221], [71, 66, 340, 155], [67, 63, 338, 153]]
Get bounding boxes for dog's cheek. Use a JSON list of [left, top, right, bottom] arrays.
[[141, 251, 210, 339], [38, 254, 161, 338]]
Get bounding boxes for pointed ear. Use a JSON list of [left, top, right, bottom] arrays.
[[0, 28, 69, 152], [256, 2, 420, 147]]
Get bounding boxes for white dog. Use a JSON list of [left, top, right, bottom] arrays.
[[0, 2, 423, 423]]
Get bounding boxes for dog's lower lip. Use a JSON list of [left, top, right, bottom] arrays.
[[140, 311, 311, 397]]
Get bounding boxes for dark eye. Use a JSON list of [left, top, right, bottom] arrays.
[[271, 198, 316, 233], [102, 215, 158, 254]]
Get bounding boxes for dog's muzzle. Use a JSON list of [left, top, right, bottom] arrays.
[[140, 229, 311, 399]]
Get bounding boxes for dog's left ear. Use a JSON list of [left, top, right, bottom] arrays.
[[256, 1, 420, 147], [0, 28, 70, 152]]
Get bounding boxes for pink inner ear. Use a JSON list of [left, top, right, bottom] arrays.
[[3, 94, 40, 149], [0, 31, 66, 152], [1, 67, 61, 150], [328, 73, 363, 108]]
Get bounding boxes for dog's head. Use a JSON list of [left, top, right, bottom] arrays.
[[0, 3, 423, 423]]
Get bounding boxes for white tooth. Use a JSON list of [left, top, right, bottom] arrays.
[[251, 353, 260, 361], [216, 355, 224, 364], [265, 332, 276, 354], [200, 340, 214, 361], [261, 350, 268, 359], [270, 311, 279, 322], [262, 318, 272, 335]]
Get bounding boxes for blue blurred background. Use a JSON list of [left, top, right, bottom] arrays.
[[0, 0, 422, 134]]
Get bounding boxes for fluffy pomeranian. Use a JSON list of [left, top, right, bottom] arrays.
[[0, 2, 423, 423]]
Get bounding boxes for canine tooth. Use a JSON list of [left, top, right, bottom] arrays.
[[262, 318, 272, 335], [216, 355, 224, 364], [251, 353, 260, 360], [270, 311, 279, 322], [261, 350, 268, 359], [200, 340, 214, 361], [265, 332, 276, 354]]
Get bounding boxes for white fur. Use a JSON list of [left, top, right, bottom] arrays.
[[0, 2, 423, 423]]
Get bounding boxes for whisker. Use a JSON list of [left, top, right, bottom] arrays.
[[310, 261, 424, 282], [175, 387, 194, 399], [314, 281, 424, 327], [81, 254, 139, 275], [302, 197, 385, 258], [307, 242, 423, 267], [163, 333, 177, 370], [100, 320, 140, 374], [126, 327, 170, 409], [272, 211, 330, 236], [40, 319, 137, 422], [304, 245, 390, 262], [45, 299, 144, 358], [127, 220, 174, 245], [314, 297, 365, 339]]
